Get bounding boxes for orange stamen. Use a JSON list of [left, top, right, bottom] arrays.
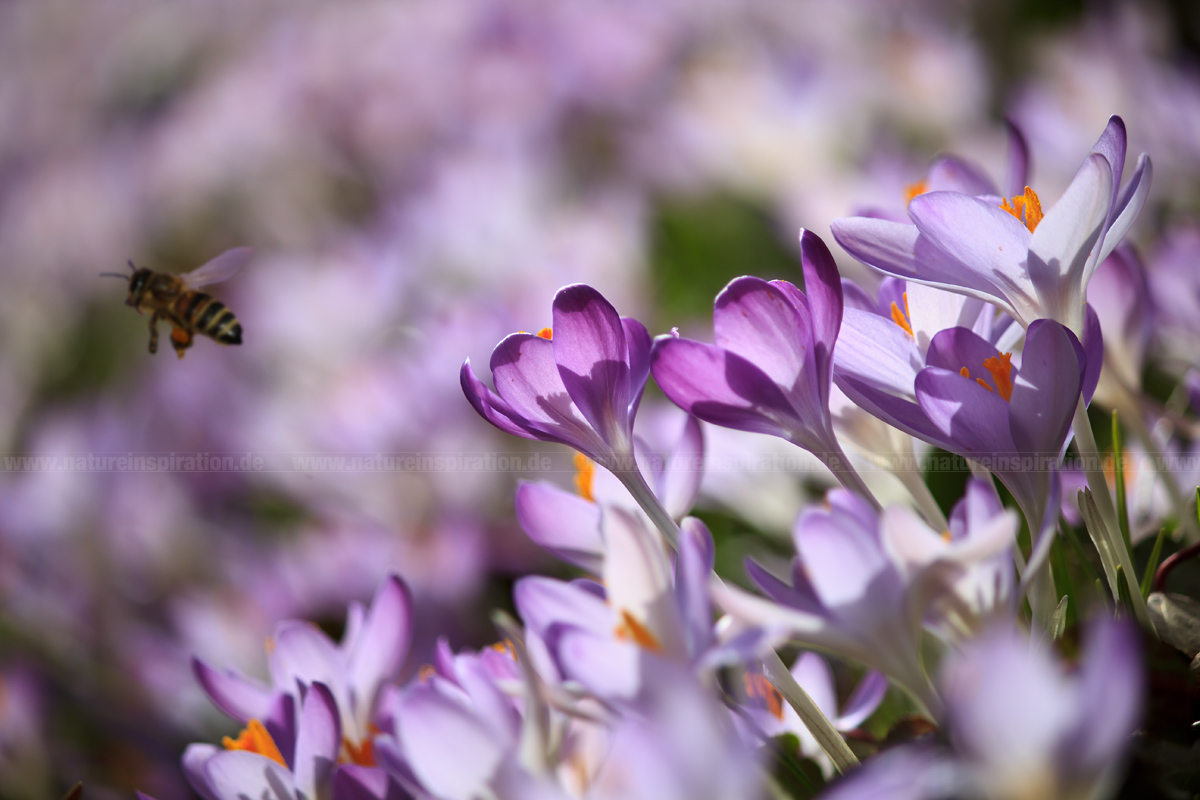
[[223, 720, 287, 767], [418, 664, 436, 680], [614, 610, 663, 652], [959, 367, 970, 379], [1000, 187, 1044, 233], [342, 736, 377, 767], [489, 639, 517, 661], [981, 353, 1014, 401], [537, 327, 553, 340], [890, 292, 914, 338], [743, 674, 785, 720], [904, 179, 928, 206], [573, 452, 596, 502]]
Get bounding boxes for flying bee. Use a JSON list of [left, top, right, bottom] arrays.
[[101, 247, 252, 359]]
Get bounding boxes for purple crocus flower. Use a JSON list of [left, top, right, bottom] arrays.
[[190, 574, 412, 784], [651, 229, 877, 505], [461, 283, 650, 468], [713, 489, 1014, 716], [821, 617, 1143, 800], [832, 116, 1151, 337], [836, 314, 1083, 573], [184, 682, 344, 800]]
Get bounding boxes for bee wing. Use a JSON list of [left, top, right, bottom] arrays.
[[181, 247, 253, 289]]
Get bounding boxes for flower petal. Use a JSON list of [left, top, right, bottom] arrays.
[[623, 317, 653, 420], [650, 336, 798, 438], [191, 658, 274, 724], [203, 751, 297, 800], [514, 481, 604, 572], [1007, 320, 1081, 457], [395, 686, 505, 800], [346, 575, 412, 734], [915, 367, 1017, 456], [713, 276, 806, 390], [1004, 119, 1030, 199], [798, 228, 845, 402], [1097, 153, 1152, 266], [837, 670, 889, 730], [293, 682, 340, 800], [553, 284, 632, 448], [790, 652, 837, 718], [675, 517, 716, 659], [269, 621, 341, 699]]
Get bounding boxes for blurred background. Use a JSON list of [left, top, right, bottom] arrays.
[[1, 0, 1199, 796]]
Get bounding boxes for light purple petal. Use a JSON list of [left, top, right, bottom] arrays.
[[1008, 320, 1081, 456], [836, 670, 889, 730], [833, 373, 951, 447], [1098, 153, 1152, 266], [924, 326, 1001, 377], [514, 481, 604, 572], [347, 575, 412, 732], [395, 686, 505, 800], [675, 517, 716, 659], [1089, 115, 1127, 216], [1028, 153, 1112, 320], [553, 284, 632, 448], [293, 682, 340, 800], [925, 155, 998, 196], [461, 359, 549, 441], [623, 316, 653, 421], [1066, 617, 1143, 775], [332, 765, 395, 800], [204, 751, 297, 800], [514, 576, 611, 639], [744, 558, 826, 616], [834, 307, 922, 397], [650, 336, 797, 438], [182, 744, 222, 800], [1079, 304, 1102, 404], [269, 621, 341, 698], [907, 192, 1031, 297], [842, 279, 877, 313], [490, 333, 602, 454], [661, 415, 704, 520], [557, 629, 645, 700], [192, 658, 274, 724], [713, 276, 806, 390], [798, 228, 845, 402], [794, 506, 890, 609], [790, 652, 837, 718], [915, 367, 1016, 456]]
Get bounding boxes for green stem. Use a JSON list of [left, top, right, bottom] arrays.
[[1072, 399, 1151, 626], [616, 468, 681, 551], [761, 649, 859, 774]]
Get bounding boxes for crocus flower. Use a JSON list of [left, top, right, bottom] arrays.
[[515, 411, 703, 572], [461, 283, 650, 469], [651, 229, 876, 504], [832, 116, 1151, 337], [184, 682, 346, 800], [836, 314, 1083, 572], [515, 511, 740, 702], [821, 617, 1143, 800], [192, 574, 412, 774], [713, 489, 1014, 716]]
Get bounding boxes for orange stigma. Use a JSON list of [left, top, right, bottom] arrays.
[[537, 327, 553, 340], [223, 720, 287, 767], [489, 639, 518, 661], [981, 353, 1014, 401], [1000, 187, 1044, 233], [890, 292, 914, 338], [743, 674, 785, 720], [342, 736, 377, 767], [614, 610, 663, 652], [904, 179, 928, 206], [573, 452, 596, 502]]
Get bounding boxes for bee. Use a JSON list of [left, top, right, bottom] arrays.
[[102, 247, 252, 359]]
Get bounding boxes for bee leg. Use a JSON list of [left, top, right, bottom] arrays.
[[170, 326, 194, 360], [148, 312, 160, 354]]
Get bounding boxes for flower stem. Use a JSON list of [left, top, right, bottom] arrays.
[[761, 649, 859, 774], [1072, 398, 1151, 626], [812, 437, 883, 512], [616, 468, 681, 551]]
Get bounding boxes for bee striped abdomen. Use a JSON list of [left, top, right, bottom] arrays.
[[178, 292, 243, 345]]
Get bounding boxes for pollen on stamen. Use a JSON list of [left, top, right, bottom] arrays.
[[981, 353, 1014, 401], [573, 452, 596, 502], [743, 673, 785, 720], [223, 719, 287, 767], [342, 736, 377, 767], [537, 327, 553, 340], [903, 179, 928, 206], [890, 291, 914, 338], [959, 367, 970, 379], [614, 610, 663, 652], [1000, 187, 1044, 233], [489, 638, 518, 661]]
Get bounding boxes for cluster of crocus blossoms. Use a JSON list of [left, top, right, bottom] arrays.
[[165, 116, 1171, 800]]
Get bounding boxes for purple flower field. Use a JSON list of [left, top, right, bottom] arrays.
[[1, 1, 1199, 798]]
